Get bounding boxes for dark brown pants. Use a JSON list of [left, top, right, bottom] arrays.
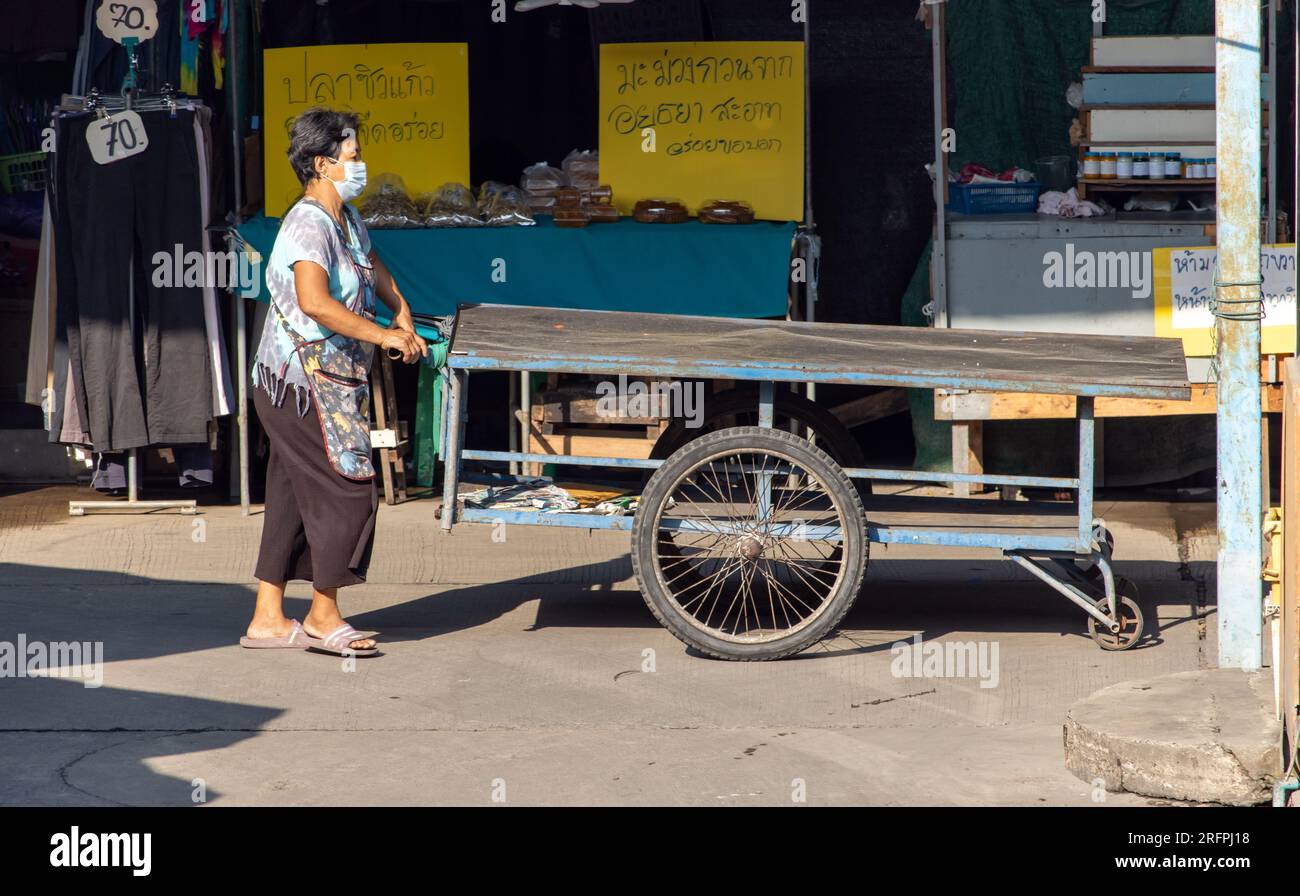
[[253, 386, 378, 590]]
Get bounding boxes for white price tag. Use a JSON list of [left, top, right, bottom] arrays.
[[95, 0, 160, 45], [85, 111, 150, 165]]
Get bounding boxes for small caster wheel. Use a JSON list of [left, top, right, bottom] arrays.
[[1088, 587, 1144, 651]]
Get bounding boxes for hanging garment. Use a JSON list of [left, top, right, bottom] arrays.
[[92, 444, 214, 491], [24, 196, 56, 411], [75, 0, 184, 96], [191, 107, 234, 417], [52, 108, 214, 451]]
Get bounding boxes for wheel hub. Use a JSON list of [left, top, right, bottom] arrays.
[[736, 535, 764, 561]]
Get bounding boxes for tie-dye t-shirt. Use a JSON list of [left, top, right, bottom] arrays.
[[252, 199, 373, 415]]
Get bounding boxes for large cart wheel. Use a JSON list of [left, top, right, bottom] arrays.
[[1087, 581, 1145, 651], [631, 426, 867, 661]]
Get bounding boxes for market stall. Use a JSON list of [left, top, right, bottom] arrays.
[[919, 1, 1293, 492], [225, 19, 819, 511]]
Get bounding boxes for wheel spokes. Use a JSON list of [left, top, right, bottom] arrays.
[[651, 447, 850, 644]]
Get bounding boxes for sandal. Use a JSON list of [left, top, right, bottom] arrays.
[[240, 619, 310, 649], [302, 623, 380, 657]]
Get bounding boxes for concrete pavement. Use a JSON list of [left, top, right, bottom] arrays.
[[0, 485, 1218, 805]]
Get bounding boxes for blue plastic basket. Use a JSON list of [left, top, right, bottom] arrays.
[[946, 181, 1041, 214]]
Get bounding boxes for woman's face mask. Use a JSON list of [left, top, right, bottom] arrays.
[[325, 156, 367, 202]]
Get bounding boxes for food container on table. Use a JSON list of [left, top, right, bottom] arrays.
[[698, 199, 756, 224], [633, 198, 688, 223]]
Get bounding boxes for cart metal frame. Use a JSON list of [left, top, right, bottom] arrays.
[[437, 305, 1191, 652]]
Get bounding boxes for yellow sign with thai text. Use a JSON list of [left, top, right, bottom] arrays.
[[1154, 244, 1296, 356], [263, 43, 469, 218], [599, 41, 805, 222]]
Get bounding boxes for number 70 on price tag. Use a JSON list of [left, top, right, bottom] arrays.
[[96, 0, 159, 44], [86, 112, 150, 165]]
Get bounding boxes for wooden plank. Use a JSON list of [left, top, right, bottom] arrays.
[[951, 421, 984, 498], [1088, 108, 1216, 143], [1082, 66, 1215, 74], [829, 388, 909, 429], [1078, 178, 1216, 190], [1083, 72, 1218, 105], [1082, 71, 1270, 105], [529, 425, 658, 461], [1090, 35, 1215, 68], [532, 392, 665, 426], [1080, 103, 1215, 111], [450, 305, 1192, 400], [937, 384, 1283, 421]]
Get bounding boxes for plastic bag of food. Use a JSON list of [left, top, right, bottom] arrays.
[[562, 149, 598, 190], [419, 182, 482, 227], [358, 173, 421, 228], [479, 181, 536, 226], [521, 161, 568, 194], [527, 193, 557, 214]]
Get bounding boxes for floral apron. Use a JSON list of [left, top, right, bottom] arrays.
[[274, 200, 378, 481]]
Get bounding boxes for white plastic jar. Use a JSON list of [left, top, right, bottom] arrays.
[[1148, 151, 1167, 179]]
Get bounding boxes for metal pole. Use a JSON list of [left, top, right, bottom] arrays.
[[440, 369, 466, 531], [802, 0, 813, 230], [1266, 0, 1277, 243], [930, 0, 948, 328], [519, 369, 530, 476], [1215, 0, 1265, 671], [236, 288, 249, 515], [229, 0, 243, 218], [1076, 396, 1095, 550], [229, 0, 250, 514], [801, 3, 817, 406]]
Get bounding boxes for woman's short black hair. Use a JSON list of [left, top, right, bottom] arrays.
[[286, 107, 361, 187]]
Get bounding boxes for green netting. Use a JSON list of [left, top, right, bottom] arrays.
[[901, 237, 952, 471], [946, 0, 1213, 173]]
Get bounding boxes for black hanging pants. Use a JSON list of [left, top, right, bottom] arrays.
[[52, 108, 213, 451]]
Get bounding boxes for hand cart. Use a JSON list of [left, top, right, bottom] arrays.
[[437, 305, 1190, 661]]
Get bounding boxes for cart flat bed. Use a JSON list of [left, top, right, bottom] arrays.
[[447, 304, 1191, 400], [437, 304, 1191, 659]]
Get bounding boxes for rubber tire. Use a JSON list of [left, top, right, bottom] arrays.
[[632, 426, 868, 661], [650, 387, 867, 471]]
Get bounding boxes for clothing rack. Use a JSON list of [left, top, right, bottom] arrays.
[[67, 83, 199, 516]]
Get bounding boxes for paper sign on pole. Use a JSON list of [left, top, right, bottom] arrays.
[[598, 41, 805, 222], [1153, 244, 1296, 356], [263, 43, 470, 218]]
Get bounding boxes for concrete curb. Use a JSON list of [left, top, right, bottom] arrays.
[[1063, 669, 1280, 806]]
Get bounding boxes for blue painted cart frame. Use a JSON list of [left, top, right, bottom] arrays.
[[436, 305, 1192, 655]]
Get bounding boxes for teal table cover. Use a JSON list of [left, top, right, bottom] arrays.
[[236, 214, 796, 323]]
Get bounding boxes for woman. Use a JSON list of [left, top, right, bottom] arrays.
[[241, 107, 426, 656]]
